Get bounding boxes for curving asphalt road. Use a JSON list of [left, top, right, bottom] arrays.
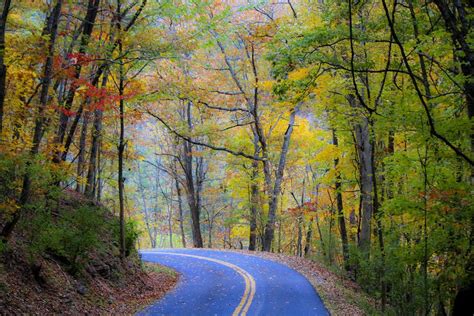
[[138, 249, 329, 316]]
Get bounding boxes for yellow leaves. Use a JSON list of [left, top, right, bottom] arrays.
[[7, 11, 36, 30], [75, 85, 88, 92], [7, 136, 32, 152], [49, 159, 69, 175], [126, 78, 146, 96], [350, 226, 358, 235], [253, 23, 277, 41], [315, 144, 338, 163], [272, 100, 293, 109], [288, 68, 309, 81], [291, 119, 320, 151], [312, 73, 331, 96], [300, 10, 323, 29], [259, 80, 274, 91], [230, 224, 249, 239], [76, 175, 88, 187], [0, 199, 20, 216]]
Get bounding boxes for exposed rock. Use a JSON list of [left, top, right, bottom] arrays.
[[76, 282, 87, 295]]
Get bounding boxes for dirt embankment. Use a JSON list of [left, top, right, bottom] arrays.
[[0, 191, 178, 315], [0, 251, 177, 315]]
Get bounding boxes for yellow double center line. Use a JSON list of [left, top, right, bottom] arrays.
[[145, 252, 256, 316]]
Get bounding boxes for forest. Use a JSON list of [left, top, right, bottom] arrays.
[[0, 0, 472, 315]]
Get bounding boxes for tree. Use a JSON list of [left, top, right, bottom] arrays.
[[1, 0, 63, 240], [0, 0, 12, 135]]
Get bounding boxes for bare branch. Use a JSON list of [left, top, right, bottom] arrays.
[[287, 0, 297, 19], [208, 89, 244, 96], [196, 100, 249, 113], [220, 120, 255, 131], [147, 110, 263, 161]]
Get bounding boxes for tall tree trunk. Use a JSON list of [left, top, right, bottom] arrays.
[[277, 216, 282, 253], [333, 129, 350, 271], [207, 211, 212, 248], [315, 213, 326, 256], [116, 0, 126, 259], [370, 124, 386, 310], [352, 104, 374, 254], [248, 135, 259, 251], [76, 108, 89, 192], [167, 196, 173, 248], [304, 217, 313, 257], [386, 130, 395, 199], [137, 163, 155, 248], [195, 154, 205, 244], [328, 200, 334, 264], [175, 177, 186, 248], [0, 0, 11, 135], [96, 138, 102, 202], [188, 198, 203, 247], [1, 0, 63, 240], [292, 180, 306, 258], [85, 73, 107, 197], [263, 106, 299, 251], [182, 102, 203, 248], [297, 214, 303, 257]]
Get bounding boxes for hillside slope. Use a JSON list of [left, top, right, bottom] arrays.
[[0, 191, 177, 314]]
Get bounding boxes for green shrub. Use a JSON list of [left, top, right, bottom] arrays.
[[0, 152, 26, 221], [27, 204, 107, 274], [111, 218, 141, 257], [125, 220, 140, 256]]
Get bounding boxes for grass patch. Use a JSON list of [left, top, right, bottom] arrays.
[[143, 262, 177, 278]]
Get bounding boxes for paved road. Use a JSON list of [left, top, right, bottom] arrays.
[[138, 249, 329, 316]]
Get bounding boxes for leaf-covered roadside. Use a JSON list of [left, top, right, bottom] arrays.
[[1, 257, 177, 315]]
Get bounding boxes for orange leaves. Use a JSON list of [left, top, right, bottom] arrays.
[[53, 106, 76, 117], [303, 201, 318, 212], [287, 201, 319, 217], [425, 188, 472, 212], [53, 53, 96, 79], [70, 78, 136, 112], [66, 53, 96, 66], [427, 188, 464, 201]]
